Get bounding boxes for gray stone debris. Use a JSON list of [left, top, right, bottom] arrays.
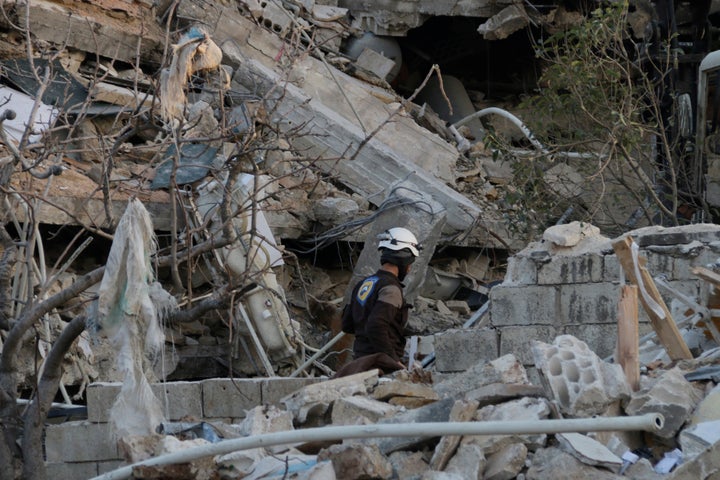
[[281, 369, 379, 424], [461, 397, 551, 455], [625, 367, 703, 438], [526, 447, 623, 480], [444, 444, 486, 479], [483, 442, 528, 480], [556, 433, 623, 471], [317, 443, 393, 480], [532, 335, 631, 417]]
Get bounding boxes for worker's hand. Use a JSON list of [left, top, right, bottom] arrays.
[[396, 360, 406, 370]]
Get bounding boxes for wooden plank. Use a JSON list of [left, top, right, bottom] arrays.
[[617, 285, 640, 391], [612, 235, 692, 360], [692, 266, 720, 287]]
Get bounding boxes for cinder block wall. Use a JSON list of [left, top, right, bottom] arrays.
[[433, 225, 720, 373], [45, 377, 322, 479]]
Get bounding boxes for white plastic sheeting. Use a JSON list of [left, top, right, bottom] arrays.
[[0, 86, 56, 143], [94, 198, 177, 438]]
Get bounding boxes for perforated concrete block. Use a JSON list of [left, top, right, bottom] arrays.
[[203, 378, 262, 418], [537, 253, 604, 285], [490, 285, 559, 327], [434, 328, 499, 372], [532, 335, 631, 417], [559, 282, 618, 325], [45, 421, 120, 463]]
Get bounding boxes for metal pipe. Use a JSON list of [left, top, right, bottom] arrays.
[[289, 331, 346, 378], [89, 413, 664, 480]]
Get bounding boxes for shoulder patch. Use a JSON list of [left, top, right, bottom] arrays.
[[356, 276, 378, 305]]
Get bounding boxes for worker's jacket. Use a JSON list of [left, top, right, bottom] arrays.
[[341, 269, 410, 362]]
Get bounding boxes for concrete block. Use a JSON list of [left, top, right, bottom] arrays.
[[499, 325, 558, 365], [490, 285, 558, 326], [45, 421, 120, 462], [202, 378, 262, 418], [87, 381, 202, 422], [537, 253, 604, 285], [559, 282, 619, 325], [153, 381, 203, 421], [433, 328, 499, 373], [633, 226, 720, 247], [562, 323, 618, 359], [504, 255, 538, 285], [644, 250, 674, 277], [261, 377, 323, 406], [603, 254, 621, 282], [45, 462, 98, 480]]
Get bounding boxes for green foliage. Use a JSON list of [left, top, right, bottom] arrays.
[[505, 1, 687, 234]]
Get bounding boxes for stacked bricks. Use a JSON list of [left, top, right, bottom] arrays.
[[45, 377, 322, 479], [434, 225, 720, 373]]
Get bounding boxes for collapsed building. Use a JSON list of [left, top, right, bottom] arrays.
[[1, 0, 720, 479]]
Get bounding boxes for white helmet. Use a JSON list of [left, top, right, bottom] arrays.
[[377, 227, 421, 257]]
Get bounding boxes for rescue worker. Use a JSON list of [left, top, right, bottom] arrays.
[[335, 227, 421, 377]]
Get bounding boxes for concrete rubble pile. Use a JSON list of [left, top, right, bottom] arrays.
[[48, 337, 720, 479], [45, 221, 720, 479]]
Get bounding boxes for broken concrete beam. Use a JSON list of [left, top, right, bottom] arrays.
[[176, 1, 503, 246], [317, 443, 393, 480], [477, 4, 529, 40], [11, 169, 177, 231], [532, 335, 631, 417], [625, 367, 703, 439], [338, 0, 515, 36], [10, 0, 164, 65], [281, 370, 378, 424]]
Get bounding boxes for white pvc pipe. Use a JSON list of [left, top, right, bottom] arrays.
[[90, 413, 663, 480], [452, 107, 548, 153]]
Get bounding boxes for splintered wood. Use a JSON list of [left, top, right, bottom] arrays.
[[612, 235, 692, 361]]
